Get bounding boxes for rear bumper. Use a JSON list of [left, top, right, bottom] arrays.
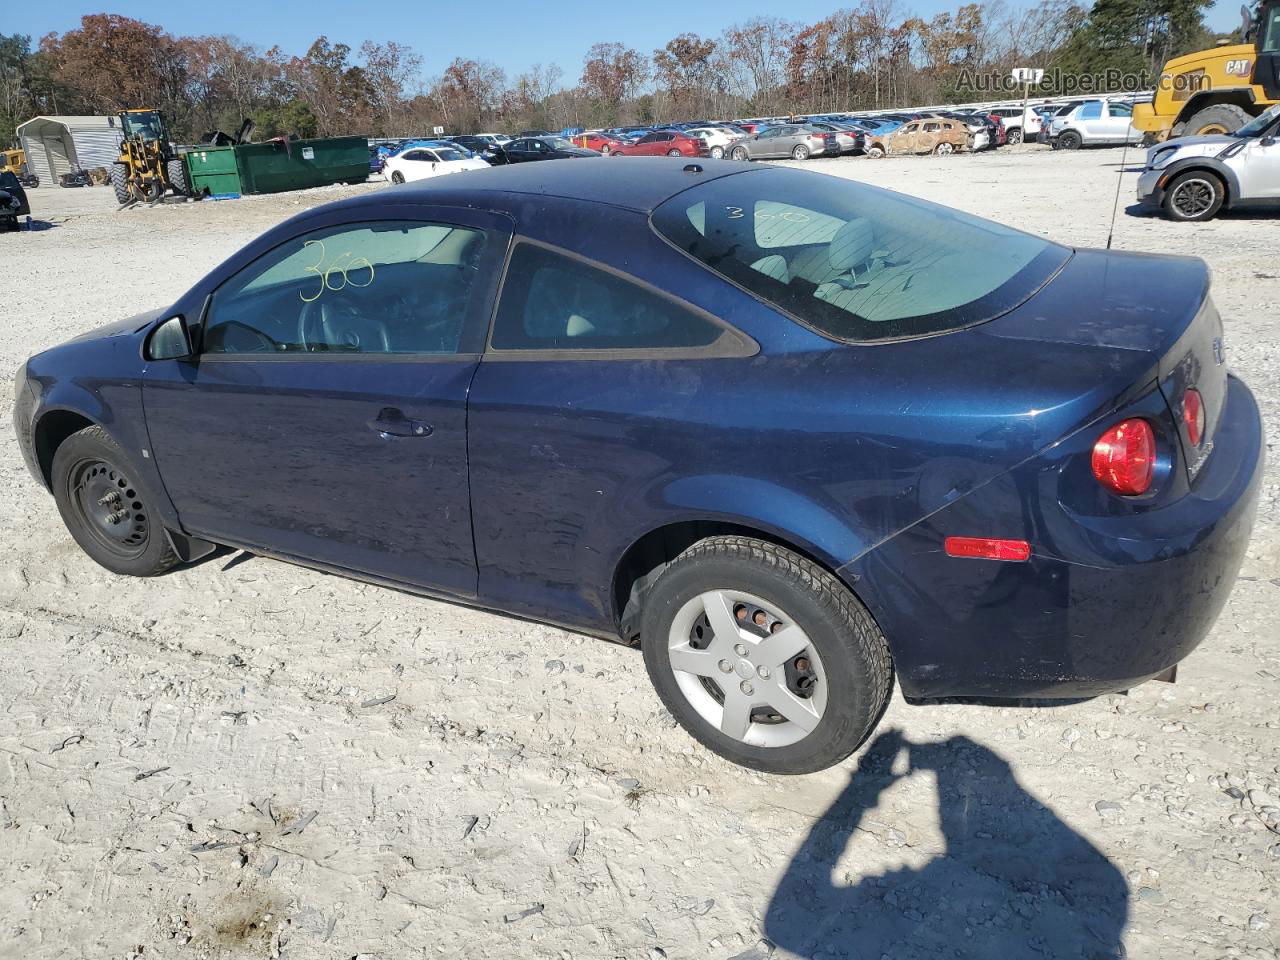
[[849, 374, 1264, 699]]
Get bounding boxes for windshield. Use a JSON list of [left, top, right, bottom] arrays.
[[651, 167, 1069, 342], [1236, 102, 1280, 137], [433, 146, 469, 161]]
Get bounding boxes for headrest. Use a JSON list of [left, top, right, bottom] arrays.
[[828, 218, 874, 272]]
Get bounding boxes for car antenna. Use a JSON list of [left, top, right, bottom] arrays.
[[1106, 105, 1136, 250]]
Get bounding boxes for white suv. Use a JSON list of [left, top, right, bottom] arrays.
[[1050, 100, 1144, 149], [1137, 103, 1280, 220], [988, 106, 1042, 144]]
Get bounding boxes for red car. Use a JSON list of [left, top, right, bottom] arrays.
[[571, 132, 625, 154], [611, 130, 709, 158]]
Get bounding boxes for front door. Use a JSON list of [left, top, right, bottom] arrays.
[[143, 210, 510, 595], [1239, 133, 1280, 198]]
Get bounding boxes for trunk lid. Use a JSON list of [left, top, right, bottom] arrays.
[[977, 247, 1226, 482]]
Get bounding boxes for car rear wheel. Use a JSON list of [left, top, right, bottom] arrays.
[[641, 536, 893, 774], [866, 144, 885, 158], [51, 425, 179, 578], [933, 141, 954, 155], [1007, 127, 1023, 144], [791, 144, 810, 160], [390, 170, 405, 184], [1163, 171, 1225, 222], [731, 145, 749, 161], [667, 148, 683, 157], [709, 145, 724, 159], [1058, 130, 1082, 150]]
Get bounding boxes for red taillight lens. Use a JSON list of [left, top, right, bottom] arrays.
[[944, 537, 1031, 562], [1183, 389, 1204, 447], [1091, 418, 1155, 495]]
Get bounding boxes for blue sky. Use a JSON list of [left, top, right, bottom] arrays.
[[9, 0, 1246, 84]]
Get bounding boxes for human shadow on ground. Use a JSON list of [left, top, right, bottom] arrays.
[[763, 729, 1128, 959]]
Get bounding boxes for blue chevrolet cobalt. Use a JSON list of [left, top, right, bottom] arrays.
[[14, 158, 1263, 773]]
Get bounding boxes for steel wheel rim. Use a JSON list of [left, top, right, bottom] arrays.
[[1172, 178, 1215, 217], [67, 458, 150, 559], [667, 589, 828, 748], [937, 142, 953, 154]]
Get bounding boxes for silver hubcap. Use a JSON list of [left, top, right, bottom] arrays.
[[1172, 178, 1215, 218], [667, 590, 827, 747]]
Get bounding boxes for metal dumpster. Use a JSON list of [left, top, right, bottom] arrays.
[[233, 136, 369, 194], [183, 146, 242, 197]]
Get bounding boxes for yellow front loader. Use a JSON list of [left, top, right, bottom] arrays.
[[110, 109, 189, 205], [1133, 0, 1280, 140]]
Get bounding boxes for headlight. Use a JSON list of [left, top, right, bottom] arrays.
[[1149, 148, 1178, 169]]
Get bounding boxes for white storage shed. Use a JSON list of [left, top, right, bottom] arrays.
[[15, 115, 120, 182]]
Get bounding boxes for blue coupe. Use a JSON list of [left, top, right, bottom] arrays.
[[13, 158, 1263, 773]]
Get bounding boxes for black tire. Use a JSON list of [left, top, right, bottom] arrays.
[[51, 425, 179, 578], [641, 536, 893, 774], [166, 158, 189, 196], [730, 145, 749, 161], [791, 144, 810, 160], [1006, 127, 1022, 144], [709, 145, 724, 159], [1181, 103, 1252, 137], [1162, 170, 1225, 222], [667, 148, 683, 157], [109, 164, 130, 205], [1057, 130, 1082, 150], [390, 170, 405, 184]]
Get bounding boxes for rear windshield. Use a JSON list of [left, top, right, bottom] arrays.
[[651, 167, 1068, 342]]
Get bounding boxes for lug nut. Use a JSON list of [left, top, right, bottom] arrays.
[[718, 659, 732, 674], [740, 681, 754, 696], [97, 492, 120, 506], [734, 643, 748, 657], [757, 665, 770, 680], [107, 510, 129, 524], [795, 657, 810, 672], [753, 610, 767, 627]]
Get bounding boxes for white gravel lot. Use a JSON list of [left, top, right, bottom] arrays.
[[1, 148, 1277, 960]]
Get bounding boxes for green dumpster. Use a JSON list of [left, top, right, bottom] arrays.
[[233, 136, 369, 195], [184, 146, 242, 197]]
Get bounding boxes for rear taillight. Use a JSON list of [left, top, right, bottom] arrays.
[[1183, 388, 1204, 446], [1091, 418, 1155, 495]]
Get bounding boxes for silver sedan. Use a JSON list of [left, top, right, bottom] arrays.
[[728, 124, 834, 161]]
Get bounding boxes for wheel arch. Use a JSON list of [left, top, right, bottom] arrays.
[[32, 408, 98, 490], [1162, 157, 1239, 205], [611, 514, 864, 643]]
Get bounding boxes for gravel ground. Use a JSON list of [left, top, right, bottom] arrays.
[[1, 148, 1277, 960]]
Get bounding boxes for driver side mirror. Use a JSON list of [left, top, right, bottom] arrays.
[[1263, 136, 1278, 147], [146, 315, 194, 361]]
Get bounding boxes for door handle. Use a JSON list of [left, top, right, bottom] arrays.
[[367, 407, 433, 438]]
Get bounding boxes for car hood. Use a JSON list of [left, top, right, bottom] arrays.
[[560, 147, 600, 157], [66, 307, 167, 345], [1147, 135, 1238, 164]]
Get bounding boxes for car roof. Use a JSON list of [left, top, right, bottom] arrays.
[[339, 156, 760, 215]]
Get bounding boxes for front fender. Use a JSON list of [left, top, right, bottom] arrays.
[[23, 336, 182, 532]]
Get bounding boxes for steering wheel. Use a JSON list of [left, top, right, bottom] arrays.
[[298, 298, 391, 353]]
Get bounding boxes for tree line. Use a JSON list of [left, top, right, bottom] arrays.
[[1, 0, 1219, 146]]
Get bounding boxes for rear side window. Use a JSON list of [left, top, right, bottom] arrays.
[[652, 167, 1068, 343], [1078, 101, 1103, 119], [490, 244, 727, 352]]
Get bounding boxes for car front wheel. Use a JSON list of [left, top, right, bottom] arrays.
[[641, 536, 893, 774], [731, 146, 749, 161], [709, 145, 724, 159], [51, 425, 179, 577], [1164, 171, 1225, 221], [390, 170, 405, 184]]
